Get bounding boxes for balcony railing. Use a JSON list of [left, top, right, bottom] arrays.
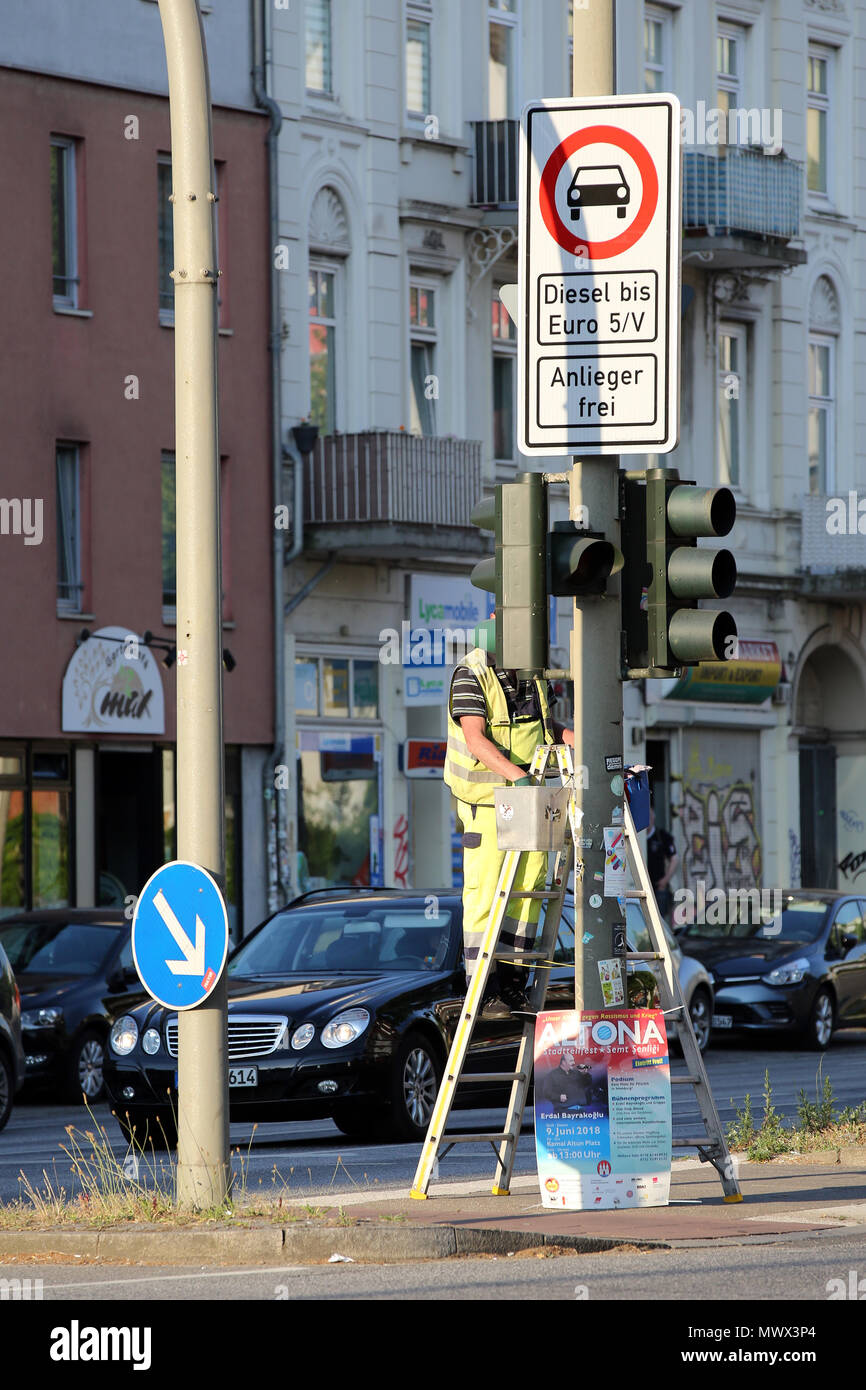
[[682, 147, 802, 241], [470, 120, 519, 207], [801, 493, 866, 593], [304, 431, 483, 529]]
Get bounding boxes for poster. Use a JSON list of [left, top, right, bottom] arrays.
[[534, 1009, 671, 1210], [603, 826, 628, 895]]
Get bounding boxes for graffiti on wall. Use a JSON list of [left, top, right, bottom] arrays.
[[677, 747, 762, 891], [392, 813, 409, 887]]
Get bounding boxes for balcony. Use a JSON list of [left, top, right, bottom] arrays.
[[470, 120, 519, 211], [682, 147, 806, 270], [800, 492, 866, 599], [303, 431, 486, 559]]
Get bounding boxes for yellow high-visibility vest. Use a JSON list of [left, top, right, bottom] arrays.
[[443, 647, 553, 805]]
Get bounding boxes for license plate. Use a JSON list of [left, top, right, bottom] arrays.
[[229, 1065, 258, 1087], [712, 1014, 733, 1029]]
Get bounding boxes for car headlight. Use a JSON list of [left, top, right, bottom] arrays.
[[291, 1023, 316, 1050], [321, 1008, 370, 1049], [21, 1007, 63, 1029], [110, 1016, 139, 1055], [617, 185, 627, 197], [765, 957, 811, 987], [141, 1028, 161, 1056]]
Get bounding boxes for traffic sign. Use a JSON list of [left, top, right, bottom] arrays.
[[132, 860, 229, 1010], [518, 94, 681, 455]]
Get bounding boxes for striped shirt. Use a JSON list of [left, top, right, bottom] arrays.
[[450, 665, 556, 723]]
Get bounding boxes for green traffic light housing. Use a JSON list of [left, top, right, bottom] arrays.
[[548, 521, 624, 597], [620, 467, 738, 678]]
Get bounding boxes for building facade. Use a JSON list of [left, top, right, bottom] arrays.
[[0, 1, 274, 937], [267, 0, 866, 905]]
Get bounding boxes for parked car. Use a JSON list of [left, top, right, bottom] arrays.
[[0, 940, 25, 1132], [554, 894, 715, 1051], [0, 910, 147, 1103], [675, 890, 866, 1049]]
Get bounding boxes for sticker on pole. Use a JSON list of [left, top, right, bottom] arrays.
[[132, 860, 229, 1010], [518, 94, 681, 455]]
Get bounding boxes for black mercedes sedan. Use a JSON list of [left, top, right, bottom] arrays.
[[0, 940, 25, 1132], [105, 889, 584, 1147], [676, 890, 866, 1049], [0, 910, 148, 1103]]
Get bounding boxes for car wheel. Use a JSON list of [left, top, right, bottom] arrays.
[[386, 1031, 442, 1143], [115, 1109, 177, 1150], [805, 989, 835, 1050], [617, 207, 627, 218], [65, 1029, 106, 1104], [0, 1051, 13, 1134], [688, 987, 713, 1053]]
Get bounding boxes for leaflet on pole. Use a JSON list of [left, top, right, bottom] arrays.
[[132, 860, 229, 1010], [518, 94, 681, 455]]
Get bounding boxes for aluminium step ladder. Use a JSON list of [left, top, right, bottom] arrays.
[[410, 744, 743, 1203], [410, 741, 578, 1200], [620, 792, 742, 1201]]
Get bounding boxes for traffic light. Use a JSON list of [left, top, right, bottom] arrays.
[[621, 466, 737, 677], [470, 473, 547, 673], [470, 473, 623, 673]]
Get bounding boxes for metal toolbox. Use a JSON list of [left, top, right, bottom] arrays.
[[494, 783, 572, 852]]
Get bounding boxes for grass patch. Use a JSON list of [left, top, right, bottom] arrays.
[[0, 1106, 373, 1231], [727, 1066, 866, 1161]]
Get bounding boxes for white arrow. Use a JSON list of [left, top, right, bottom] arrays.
[[153, 888, 206, 977]]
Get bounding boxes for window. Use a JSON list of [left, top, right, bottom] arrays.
[[717, 323, 746, 489], [807, 46, 831, 196], [161, 451, 176, 615], [644, 5, 672, 93], [56, 445, 82, 613], [51, 138, 78, 308], [306, 0, 332, 94], [0, 746, 72, 915], [158, 156, 174, 322], [409, 280, 437, 436], [716, 22, 744, 146], [488, 0, 518, 121], [492, 289, 516, 461], [309, 265, 337, 436], [406, 2, 431, 117], [808, 335, 834, 495], [295, 655, 380, 720]]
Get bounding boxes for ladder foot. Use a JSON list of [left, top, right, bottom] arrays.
[[409, 1189, 429, 1200], [490, 1186, 510, 1197], [723, 1193, 744, 1203]]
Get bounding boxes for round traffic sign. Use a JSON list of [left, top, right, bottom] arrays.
[[132, 860, 229, 1011], [539, 123, 658, 260]]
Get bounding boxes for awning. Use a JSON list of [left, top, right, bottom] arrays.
[[666, 639, 782, 704]]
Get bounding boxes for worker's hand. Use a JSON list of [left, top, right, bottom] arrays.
[[513, 776, 533, 786], [561, 728, 575, 748]]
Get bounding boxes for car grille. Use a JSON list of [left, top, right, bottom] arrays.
[[165, 1014, 288, 1061]]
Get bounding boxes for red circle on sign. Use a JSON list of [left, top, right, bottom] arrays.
[[539, 124, 658, 260]]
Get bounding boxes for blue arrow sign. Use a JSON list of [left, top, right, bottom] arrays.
[[132, 861, 229, 1010]]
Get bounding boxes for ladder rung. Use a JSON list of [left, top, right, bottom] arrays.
[[673, 1137, 721, 1149], [459, 1071, 527, 1085], [493, 949, 547, 961], [671, 1074, 701, 1085], [628, 890, 648, 898], [626, 951, 664, 961], [501, 890, 553, 900], [441, 1131, 516, 1144]]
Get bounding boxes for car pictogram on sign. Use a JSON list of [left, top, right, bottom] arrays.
[[567, 164, 630, 220]]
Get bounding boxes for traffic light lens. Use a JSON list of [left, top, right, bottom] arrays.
[[667, 548, 737, 600], [667, 485, 735, 539], [668, 609, 737, 663]]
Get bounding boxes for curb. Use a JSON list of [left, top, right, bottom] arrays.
[[0, 1224, 668, 1266]]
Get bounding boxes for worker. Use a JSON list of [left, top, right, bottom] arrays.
[[444, 617, 574, 1016]]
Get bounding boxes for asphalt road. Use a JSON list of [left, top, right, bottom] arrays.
[[2, 1232, 865, 1301], [1, 1033, 864, 1205]]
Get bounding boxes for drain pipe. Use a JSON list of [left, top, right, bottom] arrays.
[[251, 0, 288, 912]]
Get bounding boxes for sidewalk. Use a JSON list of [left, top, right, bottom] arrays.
[[1, 1149, 866, 1265]]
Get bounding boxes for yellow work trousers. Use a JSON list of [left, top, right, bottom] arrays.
[[458, 799, 547, 982]]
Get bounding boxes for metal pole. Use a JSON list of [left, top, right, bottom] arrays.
[[157, 0, 229, 1207], [570, 0, 624, 1013]]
